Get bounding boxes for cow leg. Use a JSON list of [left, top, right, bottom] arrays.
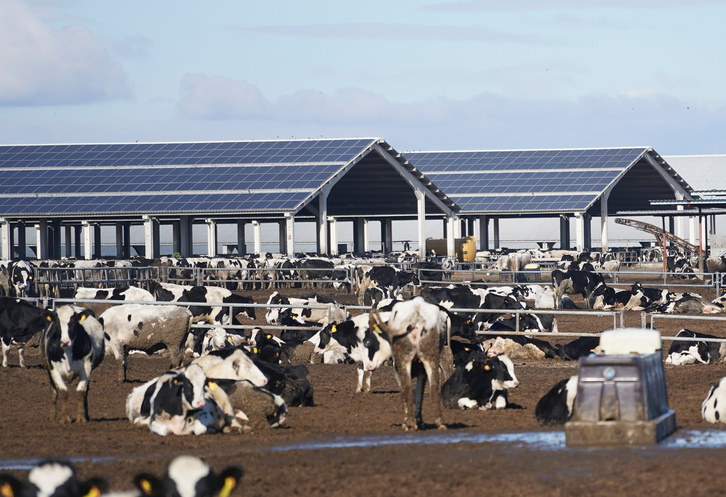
[[355, 364, 365, 393], [2, 340, 9, 367], [76, 370, 92, 423], [364, 370, 372, 393], [120, 351, 129, 382], [18, 345, 26, 368], [412, 364, 427, 429], [393, 359, 416, 430], [47, 378, 59, 421], [422, 357, 445, 429]]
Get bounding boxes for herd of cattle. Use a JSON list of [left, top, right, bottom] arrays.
[[3, 251, 726, 442]]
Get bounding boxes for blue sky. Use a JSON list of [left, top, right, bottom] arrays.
[[2, 0, 725, 155]]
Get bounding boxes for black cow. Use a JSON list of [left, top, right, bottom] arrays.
[[40, 305, 105, 423], [296, 258, 335, 289], [551, 269, 606, 309], [0, 297, 55, 368], [535, 376, 578, 426], [556, 336, 601, 361]]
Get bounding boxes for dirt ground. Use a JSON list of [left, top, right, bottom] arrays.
[[3, 281, 726, 496]]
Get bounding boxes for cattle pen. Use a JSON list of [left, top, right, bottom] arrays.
[[5, 256, 726, 496]]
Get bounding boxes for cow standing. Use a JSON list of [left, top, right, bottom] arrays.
[[100, 304, 193, 381], [370, 297, 449, 430], [0, 298, 55, 368], [551, 269, 607, 309], [40, 305, 105, 423]]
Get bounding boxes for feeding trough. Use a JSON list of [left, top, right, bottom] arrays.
[[565, 328, 676, 447]]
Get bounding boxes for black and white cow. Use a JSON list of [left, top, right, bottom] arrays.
[[420, 284, 524, 332], [296, 258, 335, 289], [40, 305, 105, 423], [0, 461, 107, 497], [128, 363, 236, 436], [589, 286, 636, 310], [313, 312, 393, 392], [652, 292, 722, 315], [355, 265, 420, 305], [702, 377, 726, 424], [628, 282, 672, 310], [0, 259, 37, 297], [99, 304, 193, 381], [131, 456, 242, 497], [535, 376, 578, 425], [0, 297, 55, 368], [264, 291, 347, 326], [369, 297, 449, 430], [150, 282, 256, 325], [551, 269, 607, 309], [441, 351, 519, 410], [198, 327, 246, 356], [73, 285, 155, 316], [665, 329, 726, 365]]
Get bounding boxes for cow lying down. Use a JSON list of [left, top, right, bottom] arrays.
[[535, 376, 578, 426], [441, 349, 519, 410], [665, 329, 726, 365], [126, 349, 286, 435]]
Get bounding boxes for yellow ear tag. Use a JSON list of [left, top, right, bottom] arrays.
[[219, 476, 238, 497], [46, 315, 52, 322], [140, 479, 153, 495], [331, 325, 337, 333], [208, 381, 218, 391], [266, 334, 272, 339], [79, 314, 87, 323], [1, 482, 15, 497], [372, 323, 381, 334], [484, 364, 491, 370], [253, 347, 258, 354], [82, 486, 101, 497]]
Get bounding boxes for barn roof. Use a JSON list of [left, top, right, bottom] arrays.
[[662, 155, 726, 195], [404, 147, 693, 217], [0, 138, 458, 222]]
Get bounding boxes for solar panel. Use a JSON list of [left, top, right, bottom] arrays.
[[405, 147, 647, 214], [0, 138, 378, 216]]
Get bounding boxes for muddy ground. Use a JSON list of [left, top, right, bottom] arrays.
[[3, 280, 726, 496]]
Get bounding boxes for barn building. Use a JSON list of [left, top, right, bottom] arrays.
[[405, 147, 693, 252], [0, 139, 698, 260], [0, 138, 459, 260]]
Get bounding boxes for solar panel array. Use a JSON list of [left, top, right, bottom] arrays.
[[0, 138, 377, 216], [405, 148, 648, 214]]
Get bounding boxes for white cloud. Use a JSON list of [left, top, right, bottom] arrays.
[[177, 73, 271, 119], [179, 74, 726, 153], [236, 22, 555, 45], [0, 0, 131, 106], [421, 0, 724, 12]]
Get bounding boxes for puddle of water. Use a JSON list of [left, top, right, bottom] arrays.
[[4, 429, 726, 471], [268, 431, 566, 453]]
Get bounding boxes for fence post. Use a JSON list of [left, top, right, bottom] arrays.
[[640, 311, 647, 329]]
